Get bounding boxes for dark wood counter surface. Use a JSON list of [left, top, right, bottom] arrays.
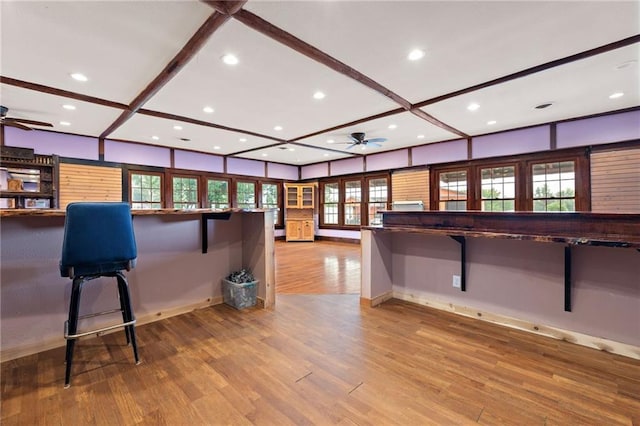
[[0, 208, 272, 218], [369, 211, 640, 249]]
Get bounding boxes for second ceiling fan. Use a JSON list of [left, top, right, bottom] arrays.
[[341, 132, 387, 149]]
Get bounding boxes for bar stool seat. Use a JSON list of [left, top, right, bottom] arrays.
[[60, 202, 140, 388]]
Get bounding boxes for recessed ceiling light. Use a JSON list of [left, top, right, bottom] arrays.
[[59, 121, 71, 126], [361, 146, 366, 150], [262, 153, 268, 157], [151, 135, 159, 140], [327, 139, 335, 144], [417, 134, 425, 139], [609, 92, 624, 99], [70, 73, 88, 82], [239, 138, 247, 142], [313, 91, 326, 100], [213, 146, 221, 150], [203, 106, 214, 113], [388, 124, 397, 129], [408, 49, 425, 61], [221, 54, 239, 65], [62, 104, 76, 110], [173, 125, 183, 130], [487, 120, 497, 125], [274, 125, 283, 131], [288, 148, 295, 152], [323, 153, 330, 157], [535, 102, 554, 109], [467, 103, 480, 111]]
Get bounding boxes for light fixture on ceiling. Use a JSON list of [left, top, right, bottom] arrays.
[[62, 104, 76, 110], [361, 145, 366, 150], [327, 139, 334, 144], [173, 125, 183, 130], [70, 73, 88, 82], [262, 153, 268, 157], [417, 134, 425, 139], [203, 106, 214, 113], [487, 120, 497, 125], [407, 49, 425, 61], [609, 92, 624, 99], [221, 54, 239, 65], [535, 102, 554, 109], [239, 138, 247, 142], [151, 136, 159, 140], [213, 146, 221, 150], [288, 148, 295, 152], [323, 153, 330, 157], [313, 91, 326, 100], [467, 103, 480, 111], [274, 125, 283, 131], [388, 124, 397, 129], [59, 121, 71, 126]]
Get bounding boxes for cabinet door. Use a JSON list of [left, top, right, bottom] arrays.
[[301, 186, 314, 208], [286, 220, 301, 241], [301, 220, 314, 240], [286, 186, 300, 208]]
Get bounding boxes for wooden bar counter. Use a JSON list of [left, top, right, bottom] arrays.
[[0, 208, 275, 361], [361, 211, 640, 359]]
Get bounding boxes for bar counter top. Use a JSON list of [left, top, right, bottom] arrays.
[[0, 208, 272, 218]]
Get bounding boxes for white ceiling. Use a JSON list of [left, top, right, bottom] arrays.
[[1, 1, 638, 166]]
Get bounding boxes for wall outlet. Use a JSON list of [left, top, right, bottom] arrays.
[[452, 275, 461, 289]]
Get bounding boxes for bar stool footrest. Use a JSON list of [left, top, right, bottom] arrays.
[[64, 317, 136, 339]]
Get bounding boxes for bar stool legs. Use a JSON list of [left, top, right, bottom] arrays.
[[64, 273, 139, 388]]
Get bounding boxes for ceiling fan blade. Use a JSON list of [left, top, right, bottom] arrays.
[[345, 143, 356, 150], [6, 117, 53, 127], [348, 134, 360, 143], [2, 121, 33, 131], [365, 137, 387, 144]]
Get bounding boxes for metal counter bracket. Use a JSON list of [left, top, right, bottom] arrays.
[[564, 244, 572, 312], [450, 236, 466, 292], [201, 212, 232, 253]]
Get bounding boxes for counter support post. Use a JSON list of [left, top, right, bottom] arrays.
[[564, 245, 572, 312]]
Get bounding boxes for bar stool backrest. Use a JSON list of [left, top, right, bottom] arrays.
[[60, 202, 137, 279]]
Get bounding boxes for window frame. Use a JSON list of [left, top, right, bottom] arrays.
[[259, 180, 282, 225], [170, 173, 200, 210], [235, 179, 258, 209], [129, 170, 164, 209], [204, 176, 230, 210]]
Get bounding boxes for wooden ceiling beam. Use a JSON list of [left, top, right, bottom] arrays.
[[0, 76, 127, 110], [201, 1, 247, 15], [100, 12, 231, 139], [233, 9, 413, 111], [410, 109, 468, 138]]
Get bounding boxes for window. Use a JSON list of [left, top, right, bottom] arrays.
[[532, 161, 575, 212], [344, 180, 362, 226], [237, 181, 256, 209], [207, 179, 229, 209], [130, 172, 162, 209], [481, 166, 515, 211], [438, 170, 467, 211], [261, 183, 279, 224], [323, 182, 339, 225], [367, 177, 388, 225], [172, 176, 198, 209]]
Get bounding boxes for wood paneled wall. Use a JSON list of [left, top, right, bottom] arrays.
[[591, 148, 640, 213], [391, 169, 430, 209], [59, 163, 122, 209]]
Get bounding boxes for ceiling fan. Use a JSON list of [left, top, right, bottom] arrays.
[[341, 132, 387, 150], [0, 105, 53, 131]]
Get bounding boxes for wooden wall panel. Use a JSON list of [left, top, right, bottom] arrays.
[[59, 163, 122, 209], [391, 169, 430, 209], [591, 148, 640, 213]]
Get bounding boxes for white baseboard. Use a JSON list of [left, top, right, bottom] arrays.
[[0, 297, 223, 363], [392, 288, 640, 360]]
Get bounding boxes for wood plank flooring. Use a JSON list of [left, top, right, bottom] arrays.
[[2, 241, 639, 425]]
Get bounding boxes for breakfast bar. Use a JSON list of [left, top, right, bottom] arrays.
[[0, 208, 275, 361]]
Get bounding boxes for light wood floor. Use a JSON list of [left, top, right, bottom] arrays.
[[2, 241, 639, 425]]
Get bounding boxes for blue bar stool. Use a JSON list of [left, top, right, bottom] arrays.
[[60, 202, 140, 388]]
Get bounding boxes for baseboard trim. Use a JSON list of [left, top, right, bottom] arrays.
[[0, 297, 223, 363], [360, 291, 393, 308], [392, 289, 640, 360]]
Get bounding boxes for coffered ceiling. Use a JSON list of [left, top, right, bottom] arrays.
[[1, 1, 638, 166]]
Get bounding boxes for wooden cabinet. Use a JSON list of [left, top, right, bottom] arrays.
[[286, 184, 314, 208], [286, 219, 314, 242], [0, 146, 58, 209]]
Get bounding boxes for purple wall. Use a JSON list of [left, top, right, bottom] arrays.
[[174, 149, 224, 173], [104, 140, 171, 167], [366, 149, 409, 172], [473, 125, 550, 159], [412, 139, 467, 166], [557, 110, 640, 148], [227, 157, 265, 178], [301, 162, 329, 180], [267, 162, 298, 180], [330, 157, 364, 176], [5, 127, 99, 160]]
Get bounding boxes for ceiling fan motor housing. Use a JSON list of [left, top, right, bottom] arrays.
[[351, 132, 366, 142]]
